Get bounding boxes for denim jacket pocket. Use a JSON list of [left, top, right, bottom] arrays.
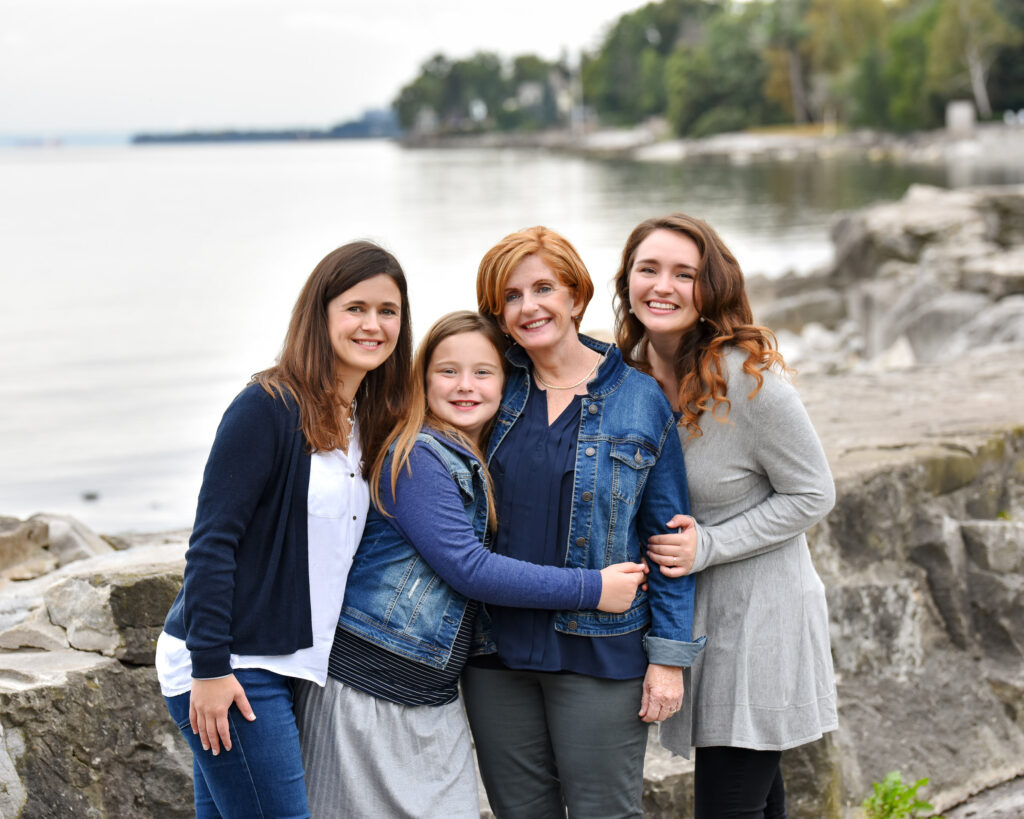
[[609, 440, 657, 504]]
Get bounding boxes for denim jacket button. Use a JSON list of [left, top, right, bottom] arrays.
[[634, 449, 643, 463], [582, 491, 593, 501], [588, 404, 598, 414], [585, 447, 596, 456], [568, 620, 578, 631], [575, 536, 586, 547]]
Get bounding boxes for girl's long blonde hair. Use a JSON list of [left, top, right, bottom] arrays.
[[370, 311, 507, 531]]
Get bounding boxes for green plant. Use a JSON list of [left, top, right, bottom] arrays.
[[862, 771, 940, 818]]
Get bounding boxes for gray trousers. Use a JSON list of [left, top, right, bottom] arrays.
[[462, 666, 648, 819]]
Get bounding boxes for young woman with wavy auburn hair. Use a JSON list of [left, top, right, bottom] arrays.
[[614, 212, 787, 438], [157, 240, 412, 818], [614, 213, 837, 819]]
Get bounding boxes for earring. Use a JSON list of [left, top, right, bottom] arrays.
[[628, 307, 635, 315], [699, 315, 706, 323]]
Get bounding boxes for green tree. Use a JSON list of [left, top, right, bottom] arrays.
[[584, 0, 715, 125], [762, 0, 813, 123], [803, 0, 889, 122], [883, 0, 945, 130], [927, 0, 1022, 117], [665, 8, 781, 137], [394, 54, 450, 130]]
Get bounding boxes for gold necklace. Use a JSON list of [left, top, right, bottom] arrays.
[[534, 356, 601, 390]]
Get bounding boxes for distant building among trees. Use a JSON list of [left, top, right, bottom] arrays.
[[392, 0, 1024, 139]]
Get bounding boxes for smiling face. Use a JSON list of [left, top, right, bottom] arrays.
[[325, 273, 403, 388], [627, 229, 702, 344], [500, 255, 582, 356], [426, 331, 504, 445]]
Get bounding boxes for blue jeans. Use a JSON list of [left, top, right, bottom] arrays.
[[165, 668, 310, 819]]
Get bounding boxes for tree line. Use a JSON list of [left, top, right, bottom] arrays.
[[393, 0, 1023, 138]]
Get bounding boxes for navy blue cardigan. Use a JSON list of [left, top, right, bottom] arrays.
[[163, 384, 313, 679]]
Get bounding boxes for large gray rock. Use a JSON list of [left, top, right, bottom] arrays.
[[0, 649, 191, 818], [42, 543, 186, 663]]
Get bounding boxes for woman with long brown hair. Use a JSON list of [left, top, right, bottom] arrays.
[[614, 213, 837, 819], [156, 241, 412, 818]]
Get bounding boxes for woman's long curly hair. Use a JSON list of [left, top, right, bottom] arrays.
[[613, 213, 788, 438]]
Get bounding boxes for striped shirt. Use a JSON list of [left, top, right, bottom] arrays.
[[326, 600, 479, 706]]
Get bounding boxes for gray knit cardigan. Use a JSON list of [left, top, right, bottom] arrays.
[[660, 348, 838, 758]]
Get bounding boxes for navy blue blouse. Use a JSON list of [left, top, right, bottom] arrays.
[[485, 381, 648, 680]]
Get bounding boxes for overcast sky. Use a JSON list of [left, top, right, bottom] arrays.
[[2, 0, 647, 134]]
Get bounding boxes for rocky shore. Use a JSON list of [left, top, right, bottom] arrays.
[[2, 184, 1023, 817], [405, 121, 1024, 169]]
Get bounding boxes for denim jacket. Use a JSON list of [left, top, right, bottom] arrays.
[[484, 335, 705, 667], [337, 430, 488, 670]]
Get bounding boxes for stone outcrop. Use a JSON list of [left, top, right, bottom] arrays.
[[0, 535, 191, 818], [751, 183, 1024, 375]]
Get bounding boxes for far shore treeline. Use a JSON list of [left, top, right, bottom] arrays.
[[394, 0, 1024, 138]]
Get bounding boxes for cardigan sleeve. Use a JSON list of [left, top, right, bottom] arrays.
[[689, 372, 835, 575], [382, 443, 603, 611], [182, 386, 280, 678]]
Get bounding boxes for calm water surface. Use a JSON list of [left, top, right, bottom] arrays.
[[1, 139, 1019, 531]]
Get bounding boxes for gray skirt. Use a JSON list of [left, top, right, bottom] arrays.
[[294, 678, 480, 819]]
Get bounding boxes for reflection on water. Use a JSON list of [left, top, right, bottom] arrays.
[[0, 140, 1020, 531]]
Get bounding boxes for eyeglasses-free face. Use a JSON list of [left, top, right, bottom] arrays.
[[500, 255, 582, 355]]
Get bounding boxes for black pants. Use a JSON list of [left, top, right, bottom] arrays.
[[694, 746, 787, 819]]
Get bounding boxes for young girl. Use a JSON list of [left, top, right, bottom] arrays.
[[157, 241, 413, 819], [614, 214, 837, 819], [295, 310, 648, 818]]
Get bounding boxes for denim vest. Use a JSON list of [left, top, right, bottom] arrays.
[[484, 335, 703, 667], [337, 429, 490, 670]]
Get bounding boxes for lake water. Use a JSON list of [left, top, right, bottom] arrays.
[[1, 139, 1020, 533]]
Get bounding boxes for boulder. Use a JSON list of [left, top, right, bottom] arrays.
[[0, 649, 191, 819], [0, 605, 69, 651], [901, 291, 994, 363], [29, 512, 113, 566], [642, 729, 695, 818], [827, 577, 929, 678], [836, 650, 1024, 813], [42, 544, 186, 663], [961, 520, 1024, 573], [0, 517, 48, 574]]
